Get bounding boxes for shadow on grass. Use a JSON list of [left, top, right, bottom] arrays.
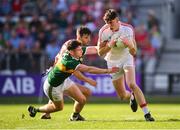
[[86, 118, 180, 122], [161, 119, 180, 122], [86, 119, 145, 122]]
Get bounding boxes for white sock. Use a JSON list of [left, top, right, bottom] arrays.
[[130, 93, 134, 100], [142, 106, 149, 115]]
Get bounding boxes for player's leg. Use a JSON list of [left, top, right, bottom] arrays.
[[28, 78, 64, 118], [28, 100, 64, 118], [124, 66, 146, 104], [76, 83, 92, 99], [124, 66, 155, 121], [107, 61, 131, 100], [70, 83, 91, 113], [40, 73, 52, 119], [112, 73, 137, 112], [41, 84, 91, 119], [64, 84, 87, 121], [112, 75, 131, 100], [107, 61, 137, 112], [41, 100, 52, 119]]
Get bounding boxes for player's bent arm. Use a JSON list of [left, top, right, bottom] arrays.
[[122, 38, 137, 56], [134, 39, 137, 51], [76, 64, 119, 74], [85, 46, 98, 55], [73, 70, 97, 86], [97, 41, 111, 56], [59, 44, 68, 57], [128, 39, 137, 56], [54, 43, 67, 64]]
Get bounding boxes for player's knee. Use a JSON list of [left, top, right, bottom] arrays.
[[79, 96, 86, 105], [118, 93, 127, 100], [55, 105, 63, 111], [85, 89, 92, 97], [128, 82, 137, 91]]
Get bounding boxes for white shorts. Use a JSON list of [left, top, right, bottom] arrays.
[[43, 77, 75, 101], [107, 55, 134, 80]]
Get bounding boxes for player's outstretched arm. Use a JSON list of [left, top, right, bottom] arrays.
[[76, 64, 119, 74], [73, 70, 97, 87]]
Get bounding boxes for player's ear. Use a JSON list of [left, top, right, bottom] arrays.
[[69, 50, 73, 55]]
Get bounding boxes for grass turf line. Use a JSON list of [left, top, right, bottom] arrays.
[[0, 104, 180, 129]]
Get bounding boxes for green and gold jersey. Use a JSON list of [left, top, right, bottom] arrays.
[[48, 46, 87, 87]]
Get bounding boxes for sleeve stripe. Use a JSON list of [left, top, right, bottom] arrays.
[[75, 64, 81, 71], [99, 24, 109, 42], [121, 22, 135, 38]]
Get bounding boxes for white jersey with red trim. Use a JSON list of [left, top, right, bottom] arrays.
[[98, 22, 134, 62]]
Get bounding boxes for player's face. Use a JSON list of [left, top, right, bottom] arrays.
[[107, 18, 119, 31], [73, 46, 83, 58], [80, 34, 91, 45]]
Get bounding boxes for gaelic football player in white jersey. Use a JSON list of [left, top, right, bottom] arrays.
[[98, 9, 154, 121]]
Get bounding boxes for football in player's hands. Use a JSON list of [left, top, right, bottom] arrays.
[[108, 40, 116, 48], [116, 38, 127, 48]]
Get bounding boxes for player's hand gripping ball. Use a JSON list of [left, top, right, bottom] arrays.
[[116, 38, 127, 48]]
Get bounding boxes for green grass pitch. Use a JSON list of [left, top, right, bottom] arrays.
[[0, 104, 180, 129]]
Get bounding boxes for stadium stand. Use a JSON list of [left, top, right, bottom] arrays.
[[0, 0, 179, 94]]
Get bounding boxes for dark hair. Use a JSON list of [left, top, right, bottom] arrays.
[[77, 26, 91, 37], [67, 40, 81, 51], [103, 9, 119, 23]]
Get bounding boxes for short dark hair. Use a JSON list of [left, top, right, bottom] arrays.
[[103, 9, 119, 23], [77, 26, 91, 37], [67, 40, 81, 51]]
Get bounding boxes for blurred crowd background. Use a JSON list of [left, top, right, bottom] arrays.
[[1, 0, 180, 94], [0, 0, 162, 72]]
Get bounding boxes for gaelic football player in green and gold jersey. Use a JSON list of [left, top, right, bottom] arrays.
[[41, 26, 99, 121], [28, 40, 119, 120]]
